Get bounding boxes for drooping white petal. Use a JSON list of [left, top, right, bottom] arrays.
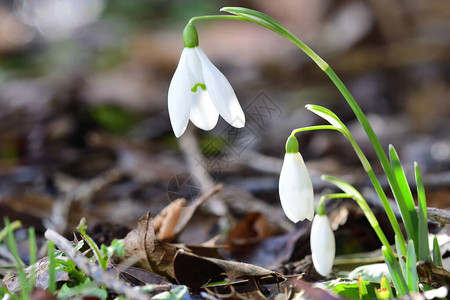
[[184, 48, 205, 89], [168, 48, 190, 138], [278, 152, 314, 223], [310, 214, 335, 277], [195, 47, 245, 128], [168, 48, 191, 138], [189, 90, 219, 130]]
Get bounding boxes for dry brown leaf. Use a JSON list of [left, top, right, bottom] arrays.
[[173, 250, 282, 290], [154, 198, 186, 242], [122, 212, 178, 280], [226, 212, 280, 245]]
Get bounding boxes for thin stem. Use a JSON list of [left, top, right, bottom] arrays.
[[291, 125, 338, 136], [291, 125, 407, 255], [191, 7, 409, 255], [189, 15, 245, 24], [225, 11, 409, 256], [319, 193, 353, 207]]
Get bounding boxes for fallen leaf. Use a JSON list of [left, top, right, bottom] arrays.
[[173, 250, 282, 291], [154, 199, 186, 242], [122, 212, 178, 280]]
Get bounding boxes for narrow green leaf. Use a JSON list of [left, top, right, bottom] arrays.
[[406, 240, 419, 292], [47, 241, 57, 293], [4, 218, 29, 298], [305, 104, 346, 131], [394, 235, 406, 277], [28, 228, 37, 291], [389, 145, 418, 248], [358, 275, 368, 299], [220, 7, 287, 36], [0, 220, 21, 242], [432, 236, 443, 267], [382, 246, 409, 296], [379, 275, 393, 298], [415, 162, 431, 261]]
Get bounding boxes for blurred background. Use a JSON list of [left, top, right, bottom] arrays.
[[0, 0, 449, 256]]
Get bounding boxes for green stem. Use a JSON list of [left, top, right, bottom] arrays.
[[322, 176, 394, 259], [192, 7, 409, 255], [291, 125, 338, 136], [276, 25, 408, 252], [189, 15, 245, 24], [291, 125, 407, 255]]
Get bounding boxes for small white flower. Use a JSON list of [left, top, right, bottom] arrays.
[[168, 46, 245, 138], [310, 214, 335, 277], [278, 151, 314, 223]]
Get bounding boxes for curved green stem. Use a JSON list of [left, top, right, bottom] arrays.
[[189, 15, 245, 24], [322, 176, 394, 258], [191, 7, 409, 256], [290, 124, 407, 255], [291, 125, 338, 136]]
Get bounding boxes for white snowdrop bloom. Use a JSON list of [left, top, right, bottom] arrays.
[[278, 136, 314, 223], [168, 24, 245, 138], [310, 213, 335, 277]]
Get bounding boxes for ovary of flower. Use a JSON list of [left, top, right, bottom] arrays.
[[310, 214, 335, 277], [278, 152, 314, 223], [168, 46, 245, 138]]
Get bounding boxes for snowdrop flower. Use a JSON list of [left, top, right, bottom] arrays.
[[168, 23, 245, 138], [310, 203, 335, 277], [278, 136, 314, 223]]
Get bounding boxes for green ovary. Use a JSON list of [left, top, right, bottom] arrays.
[[191, 83, 207, 93]]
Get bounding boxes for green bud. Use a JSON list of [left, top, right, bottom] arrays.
[[285, 135, 299, 153], [183, 23, 199, 48], [316, 201, 326, 216]]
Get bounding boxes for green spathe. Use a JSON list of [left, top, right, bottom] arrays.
[[316, 202, 326, 216], [183, 24, 199, 48], [285, 135, 299, 153]]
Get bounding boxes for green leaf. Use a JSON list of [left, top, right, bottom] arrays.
[[220, 7, 287, 36], [47, 241, 57, 293], [389, 145, 418, 248], [326, 279, 376, 299], [305, 104, 347, 131], [406, 240, 419, 292], [377, 275, 393, 299], [432, 236, 443, 267], [382, 246, 409, 296], [358, 275, 368, 299], [58, 279, 108, 300], [152, 285, 188, 300], [415, 162, 431, 261], [394, 235, 406, 277]]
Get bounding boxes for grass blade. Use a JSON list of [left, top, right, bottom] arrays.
[[415, 162, 431, 261], [389, 145, 418, 247], [28, 227, 37, 292], [4, 218, 29, 299], [432, 236, 443, 267], [47, 241, 57, 293], [382, 246, 408, 296], [394, 235, 406, 277], [406, 240, 419, 292], [358, 275, 368, 299]]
